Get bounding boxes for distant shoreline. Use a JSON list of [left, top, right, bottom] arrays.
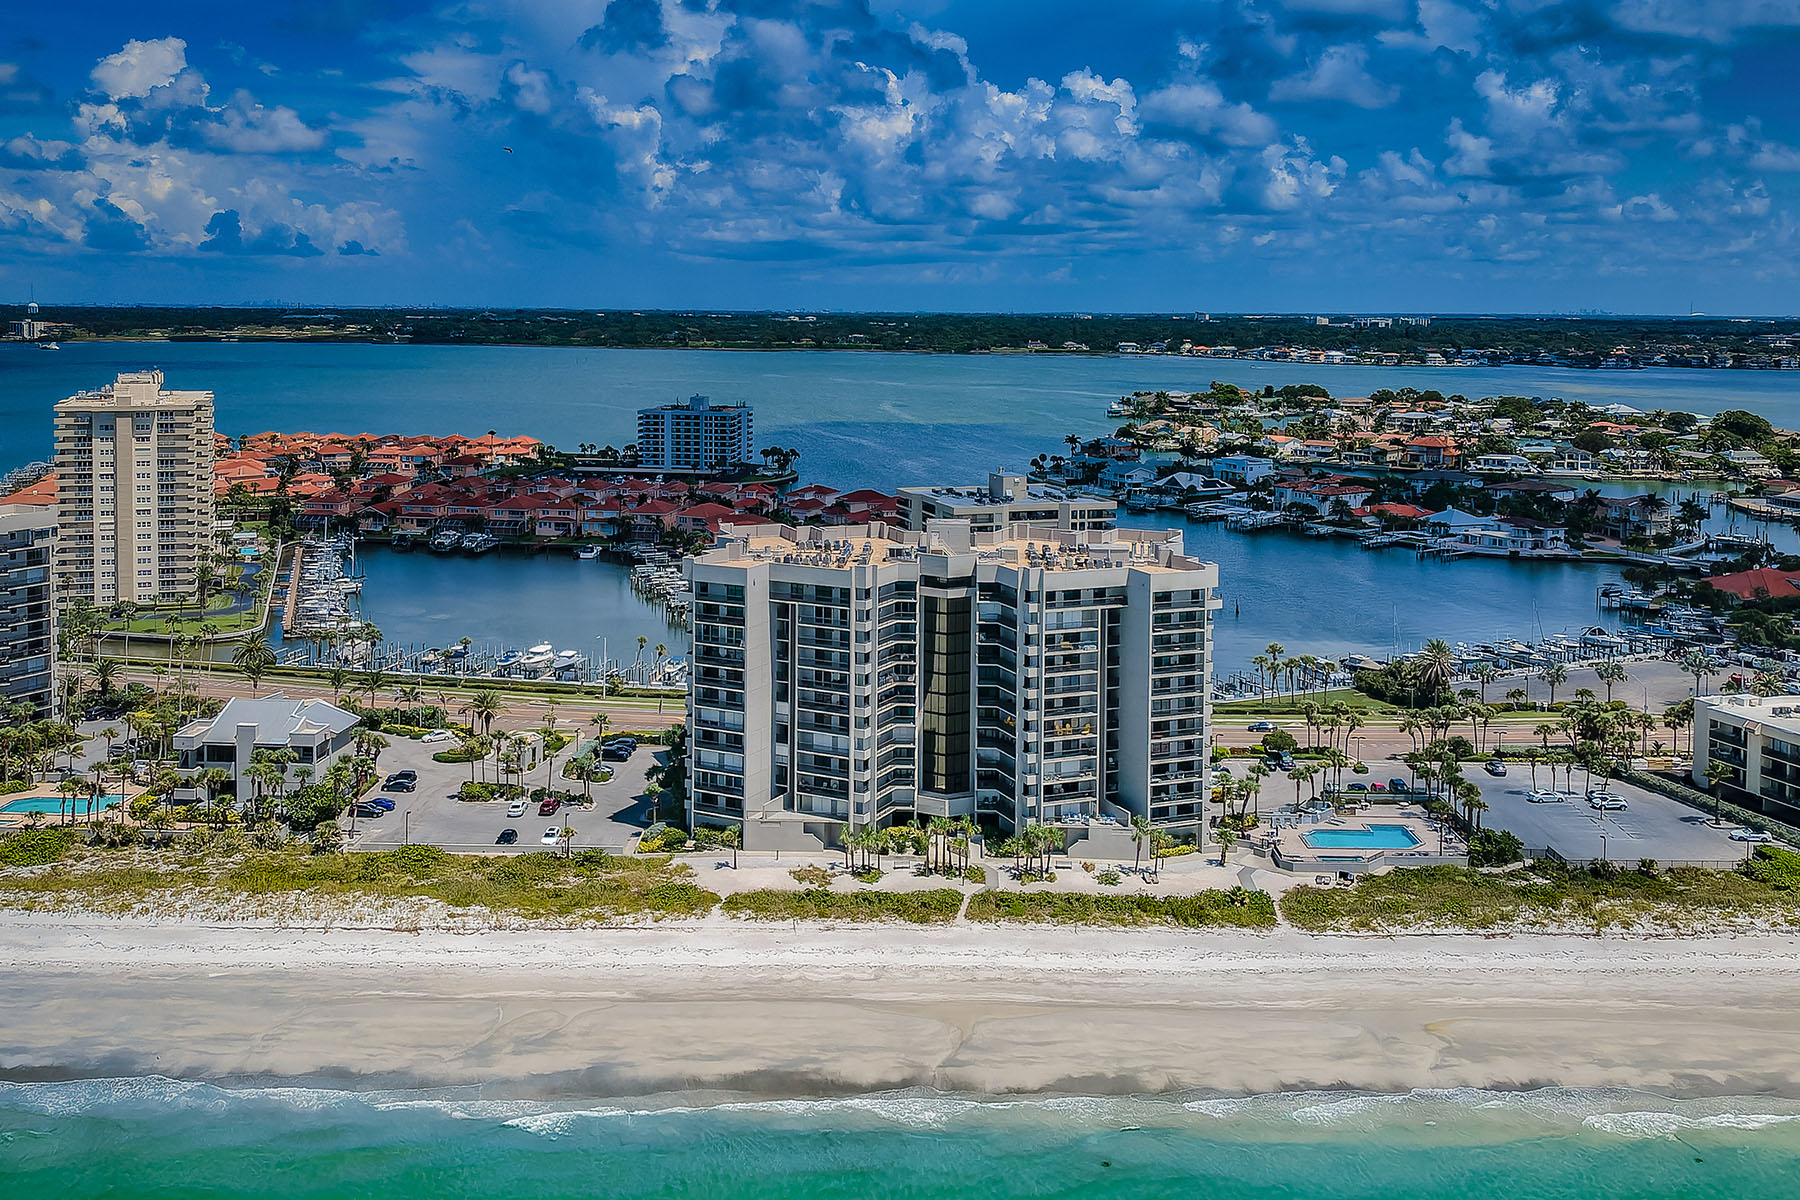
[[5, 916, 1800, 1096], [14, 336, 1800, 374]]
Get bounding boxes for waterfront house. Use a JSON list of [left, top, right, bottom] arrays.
[[1700, 567, 1800, 601], [1272, 478, 1374, 515], [1402, 436, 1461, 469], [1209, 455, 1276, 487], [173, 694, 360, 802], [1600, 495, 1672, 542], [1469, 453, 1535, 475], [1424, 508, 1489, 534], [1486, 478, 1578, 504]]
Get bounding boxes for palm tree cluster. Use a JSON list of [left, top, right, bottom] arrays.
[[1247, 641, 1343, 702]]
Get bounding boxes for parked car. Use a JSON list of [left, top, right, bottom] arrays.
[[382, 778, 416, 792], [1370, 782, 1388, 792], [364, 797, 397, 812], [602, 744, 635, 761], [1344, 782, 1369, 793], [1388, 778, 1410, 795], [351, 802, 385, 819], [387, 770, 418, 783], [1527, 789, 1566, 803], [541, 826, 562, 845], [1484, 760, 1507, 777], [495, 828, 518, 845], [1730, 828, 1774, 843], [1277, 753, 1295, 771], [1588, 796, 1628, 811], [604, 735, 639, 747], [506, 799, 528, 818], [420, 730, 454, 745], [539, 797, 561, 816], [1247, 721, 1276, 733]]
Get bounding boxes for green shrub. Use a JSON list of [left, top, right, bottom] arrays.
[[1468, 829, 1525, 868], [789, 865, 831, 886], [968, 889, 1277, 928], [721, 888, 963, 923], [1744, 846, 1800, 891], [1097, 869, 1122, 886], [0, 828, 78, 867], [0, 779, 28, 796]]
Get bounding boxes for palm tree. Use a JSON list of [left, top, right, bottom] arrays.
[[1593, 660, 1627, 704], [90, 657, 120, 697], [1469, 663, 1498, 703], [1130, 813, 1153, 874], [1678, 650, 1714, 697], [232, 641, 278, 693], [1704, 760, 1734, 825], [328, 665, 350, 699], [1538, 663, 1568, 708], [469, 689, 502, 737], [359, 668, 388, 709], [1417, 639, 1456, 704]]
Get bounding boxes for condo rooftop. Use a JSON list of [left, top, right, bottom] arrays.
[[705, 518, 1206, 573]]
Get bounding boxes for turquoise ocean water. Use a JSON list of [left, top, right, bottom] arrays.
[[5, 1080, 1799, 1198]]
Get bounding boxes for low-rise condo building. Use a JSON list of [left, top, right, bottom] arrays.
[[898, 472, 1117, 534], [635, 394, 754, 473], [53, 370, 216, 607], [0, 502, 57, 715], [685, 518, 1219, 852], [173, 693, 361, 799], [1693, 694, 1800, 825]]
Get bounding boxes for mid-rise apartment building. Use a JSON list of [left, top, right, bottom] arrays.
[[635, 394, 754, 473], [1693, 693, 1800, 825], [898, 473, 1117, 534], [686, 518, 1219, 850], [53, 370, 216, 607], [0, 502, 57, 715]]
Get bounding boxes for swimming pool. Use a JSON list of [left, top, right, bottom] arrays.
[[1301, 823, 1421, 851], [0, 793, 127, 816]]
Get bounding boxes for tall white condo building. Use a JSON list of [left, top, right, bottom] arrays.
[[53, 370, 216, 607], [686, 519, 1219, 851]]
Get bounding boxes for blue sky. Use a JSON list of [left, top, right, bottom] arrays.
[[4, 0, 1800, 313]]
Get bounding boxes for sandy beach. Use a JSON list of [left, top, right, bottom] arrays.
[[4, 915, 1800, 1098]]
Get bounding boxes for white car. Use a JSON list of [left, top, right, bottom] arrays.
[[506, 799, 528, 818], [1730, 828, 1774, 844], [420, 729, 454, 745], [1588, 796, 1628, 811], [541, 826, 563, 845], [1526, 789, 1566, 803]]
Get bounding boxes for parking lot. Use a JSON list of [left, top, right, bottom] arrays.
[[348, 735, 667, 854], [1470, 769, 1757, 867]]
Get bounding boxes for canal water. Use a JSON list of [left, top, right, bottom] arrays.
[[7, 340, 1800, 671]]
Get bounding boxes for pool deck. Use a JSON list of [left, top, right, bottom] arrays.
[[0, 786, 135, 827], [1260, 803, 1469, 876]]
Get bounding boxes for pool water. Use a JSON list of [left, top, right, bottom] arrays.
[[1, 793, 127, 816], [1301, 823, 1422, 851]]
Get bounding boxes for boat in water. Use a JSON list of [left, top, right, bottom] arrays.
[[428, 528, 462, 552], [575, 544, 603, 560], [461, 532, 500, 554]]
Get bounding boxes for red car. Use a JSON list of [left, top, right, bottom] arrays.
[[538, 797, 561, 816]]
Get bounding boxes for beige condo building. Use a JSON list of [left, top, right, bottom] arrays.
[[53, 370, 216, 607]]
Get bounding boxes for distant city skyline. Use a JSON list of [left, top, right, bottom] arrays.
[[2, 2, 1799, 313]]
